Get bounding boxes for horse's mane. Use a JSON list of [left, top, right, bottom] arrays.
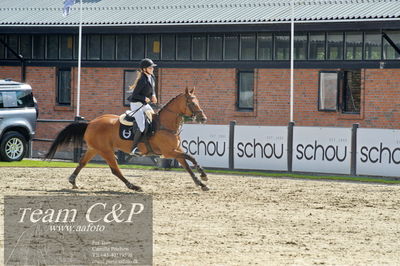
[[157, 93, 184, 114]]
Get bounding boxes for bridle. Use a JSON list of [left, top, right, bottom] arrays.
[[184, 94, 204, 121], [163, 94, 204, 120], [158, 94, 205, 135]]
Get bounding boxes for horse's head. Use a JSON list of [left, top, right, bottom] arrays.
[[181, 87, 207, 123]]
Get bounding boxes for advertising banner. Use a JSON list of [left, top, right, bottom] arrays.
[[234, 126, 288, 171], [357, 128, 400, 177], [293, 127, 352, 174], [180, 124, 230, 168]]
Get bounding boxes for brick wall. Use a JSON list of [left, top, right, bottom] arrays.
[[1, 66, 400, 153]]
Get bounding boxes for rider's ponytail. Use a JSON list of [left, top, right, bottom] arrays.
[[128, 70, 143, 91]]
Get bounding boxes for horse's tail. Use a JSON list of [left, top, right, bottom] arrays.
[[44, 122, 88, 160]]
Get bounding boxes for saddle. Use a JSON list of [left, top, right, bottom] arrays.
[[118, 110, 155, 141]]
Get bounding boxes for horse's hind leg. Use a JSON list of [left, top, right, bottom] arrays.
[[69, 148, 97, 189], [98, 151, 143, 192]]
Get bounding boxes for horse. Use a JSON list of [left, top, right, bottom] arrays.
[[45, 88, 209, 192]]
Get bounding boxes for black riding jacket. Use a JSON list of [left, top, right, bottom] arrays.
[[127, 74, 155, 104]]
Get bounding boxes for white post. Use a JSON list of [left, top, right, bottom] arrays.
[[290, 0, 295, 122], [76, 0, 83, 118]]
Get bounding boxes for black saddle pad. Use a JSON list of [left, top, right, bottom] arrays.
[[119, 118, 155, 141], [119, 123, 136, 140]]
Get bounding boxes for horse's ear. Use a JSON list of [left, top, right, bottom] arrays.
[[190, 87, 195, 94], [185, 87, 189, 95]]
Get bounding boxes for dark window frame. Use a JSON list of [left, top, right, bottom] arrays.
[[237, 69, 255, 111], [116, 34, 131, 61], [161, 34, 176, 61], [101, 34, 116, 61], [176, 34, 191, 61], [131, 34, 145, 60], [59, 34, 74, 60], [341, 69, 362, 114], [192, 34, 207, 61], [56, 68, 72, 106]]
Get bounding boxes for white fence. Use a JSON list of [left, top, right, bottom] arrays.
[[179, 123, 400, 177]]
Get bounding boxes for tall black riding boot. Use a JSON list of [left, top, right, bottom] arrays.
[[130, 130, 142, 156]]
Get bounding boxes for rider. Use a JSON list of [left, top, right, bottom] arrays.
[[127, 58, 158, 154]]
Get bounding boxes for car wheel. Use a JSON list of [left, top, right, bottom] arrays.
[[0, 131, 27, 162]]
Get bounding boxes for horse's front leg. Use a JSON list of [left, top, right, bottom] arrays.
[[164, 150, 209, 191], [181, 153, 208, 181]]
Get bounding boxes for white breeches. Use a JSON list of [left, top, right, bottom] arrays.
[[130, 102, 153, 132]]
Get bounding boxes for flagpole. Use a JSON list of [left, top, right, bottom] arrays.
[[76, 0, 83, 119], [290, 0, 295, 123]]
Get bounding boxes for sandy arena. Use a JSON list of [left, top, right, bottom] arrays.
[[0, 167, 399, 265]]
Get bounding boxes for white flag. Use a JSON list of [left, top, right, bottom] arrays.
[[63, 0, 75, 17]]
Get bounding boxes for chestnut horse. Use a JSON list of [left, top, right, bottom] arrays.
[[45, 88, 209, 192]]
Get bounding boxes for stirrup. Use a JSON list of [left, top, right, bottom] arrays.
[[130, 147, 141, 157]]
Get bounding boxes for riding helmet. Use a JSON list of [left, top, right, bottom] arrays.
[[140, 58, 157, 68]]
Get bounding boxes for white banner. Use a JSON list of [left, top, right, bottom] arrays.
[[234, 126, 287, 171], [357, 128, 400, 177], [293, 127, 352, 174], [180, 124, 229, 168]]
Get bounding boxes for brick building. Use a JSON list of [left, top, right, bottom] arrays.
[[0, 0, 400, 155]]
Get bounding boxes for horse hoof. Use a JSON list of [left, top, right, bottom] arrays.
[[126, 183, 143, 192], [200, 174, 208, 181], [72, 185, 78, 189], [201, 185, 210, 191]]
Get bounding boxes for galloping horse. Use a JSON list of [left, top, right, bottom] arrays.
[[45, 88, 209, 192]]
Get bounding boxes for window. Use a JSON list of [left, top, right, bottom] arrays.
[[309, 33, 325, 60], [57, 69, 71, 105], [131, 35, 145, 60], [116, 35, 130, 60], [87, 34, 101, 60], [274, 34, 289, 60], [345, 32, 362, 60], [240, 34, 256, 60], [177, 35, 191, 60], [146, 35, 160, 60], [192, 35, 206, 60], [60, 35, 73, 60], [294, 33, 307, 60], [20, 35, 32, 59], [383, 31, 400, 59], [73, 35, 87, 60], [257, 33, 272, 60], [161, 34, 175, 60], [327, 32, 343, 60], [237, 70, 254, 110], [208, 35, 223, 60], [46, 35, 58, 59], [318, 71, 338, 111], [123, 70, 138, 106], [33, 35, 45, 59], [364, 32, 381, 60], [0, 90, 34, 108], [342, 70, 361, 113], [0, 35, 4, 59], [102, 35, 116, 60], [224, 34, 239, 60], [7, 35, 19, 59]]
